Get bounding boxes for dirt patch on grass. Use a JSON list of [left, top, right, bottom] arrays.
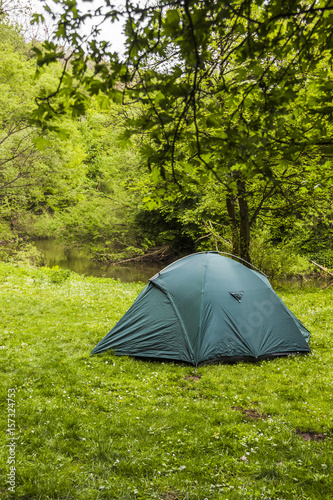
[[232, 406, 268, 420], [162, 491, 184, 500], [296, 429, 325, 441], [185, 374, 201, 381]]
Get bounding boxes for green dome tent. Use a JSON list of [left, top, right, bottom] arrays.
[[91, 252, 311, 365]]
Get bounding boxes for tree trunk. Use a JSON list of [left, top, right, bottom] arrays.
[[236, 179, 251, 263], [226, 193, 240, 256]]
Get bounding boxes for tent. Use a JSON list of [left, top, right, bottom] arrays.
[[91, 252, 311, 365]]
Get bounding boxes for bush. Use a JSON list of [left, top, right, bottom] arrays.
[[45, 266, 71, 284], [310, 249, 333, 270], [0, 241, 46, 267], [250, 230, 312, 281], [0, 220, 13, 241]]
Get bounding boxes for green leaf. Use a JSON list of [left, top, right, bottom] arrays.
[[32, 137, 50, 151], [154, 91, 165, 105]]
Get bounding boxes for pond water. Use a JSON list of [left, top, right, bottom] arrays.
[[32, 239, 330, 287], [33, 239, 163, 283]]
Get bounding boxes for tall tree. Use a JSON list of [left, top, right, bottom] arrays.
[[0, 19, 88, 237], [32, 0, 333, 259]]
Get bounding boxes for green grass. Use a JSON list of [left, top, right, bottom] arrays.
[[0, 263, 332, 500]]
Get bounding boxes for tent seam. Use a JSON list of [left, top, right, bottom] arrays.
[[164, 289, 196, 365], [195, 260, 208, 365]]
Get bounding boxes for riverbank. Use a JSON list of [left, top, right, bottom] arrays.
[[0, 239, 165, 283], [0, 262, 332, 499], [1, 237, 333, 286]]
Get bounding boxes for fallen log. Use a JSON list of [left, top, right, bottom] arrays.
[[311, 261, 333, 278], [94, 246, 172, 265], [111, 247, 170, 265]]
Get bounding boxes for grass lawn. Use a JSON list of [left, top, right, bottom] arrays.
[[0, 262, 332, 499]]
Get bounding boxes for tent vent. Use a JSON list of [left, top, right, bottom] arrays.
[[229, 291, 244, 303]]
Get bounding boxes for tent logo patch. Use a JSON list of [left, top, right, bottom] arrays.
[[229, 291, 244, 303]]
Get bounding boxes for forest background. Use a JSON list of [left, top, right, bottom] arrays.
[[0, 0, 332, 280]]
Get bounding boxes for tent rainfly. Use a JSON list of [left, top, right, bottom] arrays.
[[91, 252, 311, 365]]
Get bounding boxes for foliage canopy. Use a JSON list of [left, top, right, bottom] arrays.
[[0, 1, 332, 267], [31, 0, 333, 259]]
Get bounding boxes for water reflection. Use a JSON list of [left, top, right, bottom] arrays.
[[33, 239, 330, 287], [34, 239, 163, 283]]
